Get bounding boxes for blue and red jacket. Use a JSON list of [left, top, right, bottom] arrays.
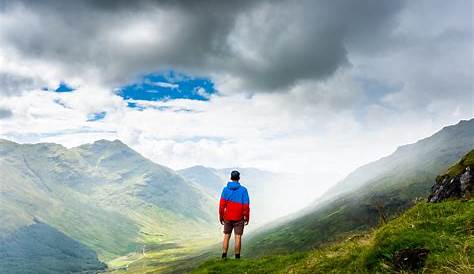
[[219, 181, 250, 221]]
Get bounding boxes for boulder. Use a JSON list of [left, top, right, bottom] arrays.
[[428, 166, 473, 203]]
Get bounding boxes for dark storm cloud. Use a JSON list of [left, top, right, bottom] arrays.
[[0, 0, 404, 92], [226, 0, 404, 91]]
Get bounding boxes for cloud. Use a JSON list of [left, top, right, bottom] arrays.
[[0, 73, 36, 96], [348, 0, 474, 115], [0, 0, 405, 93]]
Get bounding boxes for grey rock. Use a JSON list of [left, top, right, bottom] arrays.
[[428, 167, 473, 202]]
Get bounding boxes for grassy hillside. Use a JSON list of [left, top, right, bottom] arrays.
[[0, 139, 221, 273], [245, 119, 474, 257], [442, 149, 474, 178], [193, 199, 474, 273], [0, 222, 106, 274]]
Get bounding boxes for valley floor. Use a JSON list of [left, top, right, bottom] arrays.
[[105, 237, 220, 274], [192, 200, 474, 273]]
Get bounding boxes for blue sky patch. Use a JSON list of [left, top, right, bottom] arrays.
[[118, 71, 217, 103], [55, 81, 75, 92], [87, 111, 107, 122]]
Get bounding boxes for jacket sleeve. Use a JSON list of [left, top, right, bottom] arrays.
[[242, 188, 250, 222], [219, 189, 227, 220]]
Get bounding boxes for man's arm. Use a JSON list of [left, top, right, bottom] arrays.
[[242, 188, 250, 225], [219, 189, 227, 225]]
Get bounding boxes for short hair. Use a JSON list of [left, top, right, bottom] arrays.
[[230, 170, 240, 181]]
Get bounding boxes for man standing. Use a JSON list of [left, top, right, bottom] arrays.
[[219, 170, 250, 259]]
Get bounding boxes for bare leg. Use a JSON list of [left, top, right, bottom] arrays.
[[222, 234, 231, 254], [234, 234, 242, 255]]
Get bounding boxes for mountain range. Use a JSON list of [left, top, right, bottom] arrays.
[[1, 118, 472, 273], [0, 139, 218, 273], [0, 138, 298, 273]]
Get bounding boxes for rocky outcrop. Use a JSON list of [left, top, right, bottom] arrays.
[[428, 166, 473, 203]]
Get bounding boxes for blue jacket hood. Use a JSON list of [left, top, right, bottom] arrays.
[[227, 181, 241, 190]]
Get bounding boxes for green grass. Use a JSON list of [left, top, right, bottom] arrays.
[[106, 237, 221, 274], [192, 200, 474, 273], [194, 253, 307, 274], [439, 149, 474, 180], [364, 200, 474, 272]]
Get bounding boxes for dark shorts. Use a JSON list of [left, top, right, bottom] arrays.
[[223, 220, 244, 235]]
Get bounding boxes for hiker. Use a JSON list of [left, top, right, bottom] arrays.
[[219, 170, 250, 259]]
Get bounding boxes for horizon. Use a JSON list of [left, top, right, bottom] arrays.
[[1, 117, 471, 216], [1, 117, 472, 172]]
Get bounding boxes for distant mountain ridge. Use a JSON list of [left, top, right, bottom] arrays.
[[178, 165, 224, 197], [246, 118, 474, 257]]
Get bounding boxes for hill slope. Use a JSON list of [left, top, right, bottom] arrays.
[[178, 165, 224, 197], [193, 149, 474, 273], [193, 200, 474, 273], [246, 119, 474, 257], [0, 139, 219, 273], [0, 221, 106, 274]]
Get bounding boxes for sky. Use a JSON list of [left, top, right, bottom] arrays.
[[0, 0, 473, 199]]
